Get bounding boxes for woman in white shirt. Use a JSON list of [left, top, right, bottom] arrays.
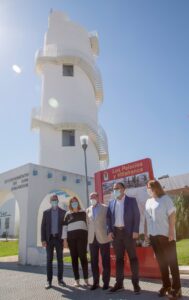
[[144, 180, 181, 299]]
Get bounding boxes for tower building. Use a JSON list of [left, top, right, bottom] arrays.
[[32, 11, 109, 176]]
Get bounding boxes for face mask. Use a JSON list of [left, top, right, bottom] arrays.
[[51, 200, 58, 208], [90, 199, 97, 206], [147, 188, 153, 197], [113, 189, 121, 199], [71, 201, 78, 209]]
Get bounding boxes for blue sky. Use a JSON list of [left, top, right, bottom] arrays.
[[0, 0, 189, 178]]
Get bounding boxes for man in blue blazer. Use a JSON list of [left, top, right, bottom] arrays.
[[41, 194, 66, 289], [107, 182, 141, 294]]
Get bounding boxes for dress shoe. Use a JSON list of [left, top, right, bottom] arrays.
[[167, 288, 182, 299], [109, 283, 124, 292], [58, 279, 67, 287], [158, 286, 171, 297], [102, 284, 109, 290], [90, 283, 99, 290], [133, 284, 141, 294], [45, 281, 52, 289]]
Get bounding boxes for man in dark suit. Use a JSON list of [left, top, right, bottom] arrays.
[[41, 194, 66, 289], [107, 182, 141, 294]]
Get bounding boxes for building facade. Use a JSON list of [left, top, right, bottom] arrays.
[[0, 11, 109, 264], [0, 163, 94, 264]]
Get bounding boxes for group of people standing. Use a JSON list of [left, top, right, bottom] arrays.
[[41, 179, 181, 299]]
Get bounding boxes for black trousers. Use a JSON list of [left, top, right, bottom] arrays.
[[68, 237, 88, 280], [46, 237, 63, 283], [112, 228, 139, 286], [89, 236, 110, 286], [150, 235, 181, 291]]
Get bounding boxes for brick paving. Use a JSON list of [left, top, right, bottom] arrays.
[[0, 262, 189, 300]]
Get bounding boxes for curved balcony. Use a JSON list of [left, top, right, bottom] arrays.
[[35, 45, 103, 105], [31, 107, 109, 169]]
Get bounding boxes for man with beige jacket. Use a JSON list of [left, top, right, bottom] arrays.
[[86, 192, 110, 291]]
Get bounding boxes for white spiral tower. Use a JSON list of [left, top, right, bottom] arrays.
[[31, 11, 109, 176]]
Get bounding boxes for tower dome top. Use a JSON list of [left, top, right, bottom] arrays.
[[48, 10, 70, 25]]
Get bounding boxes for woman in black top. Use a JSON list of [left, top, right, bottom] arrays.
[[62, 197, 89, 287]]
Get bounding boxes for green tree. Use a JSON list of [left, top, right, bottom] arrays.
[[173, 193, 189, 240]]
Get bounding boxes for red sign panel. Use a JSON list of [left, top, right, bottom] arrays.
[[95, 158, 154, 233]]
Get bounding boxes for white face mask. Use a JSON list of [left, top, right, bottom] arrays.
[[51, 200, 58, 208], [147, 188, 153, 197], [71, 201, 79, 209], [113, 189, 121, 199], [90, 199, 97, 206]]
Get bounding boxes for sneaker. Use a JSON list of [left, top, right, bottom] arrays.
[[74, 280, 80, 287], [58, 279, 67, 287], [167, 288, 182, 299], [83, 279, 90, 287], [45, 281, 52, 289], [134, 284, 141, 294], [158, 286, 171, 297], [109, 283, 124, 292]]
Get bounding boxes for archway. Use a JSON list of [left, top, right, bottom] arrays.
[[0, 189, 20, 260], [37, 188, 82, 247]]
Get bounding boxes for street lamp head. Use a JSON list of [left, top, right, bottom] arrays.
[[80, 135, 89, 150]]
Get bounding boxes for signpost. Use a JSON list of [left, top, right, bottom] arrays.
[[95, 158, 161, 278]]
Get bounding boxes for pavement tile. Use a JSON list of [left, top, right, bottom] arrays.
[[0, 263, 188, 300]]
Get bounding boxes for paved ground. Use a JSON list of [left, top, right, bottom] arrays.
[[0, 262, 189, 300]]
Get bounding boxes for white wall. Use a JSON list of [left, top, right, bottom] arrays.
[[39, 125, 99, 176], [46, 11, 93, 58], [41, 64, 98, 124], [0, 164, 30, 264]]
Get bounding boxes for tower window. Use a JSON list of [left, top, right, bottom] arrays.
[[63, 65, 74, 76], [62, 130, 75, 146]]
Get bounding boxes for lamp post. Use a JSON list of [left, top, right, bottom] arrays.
[[80, 135, 89, 208]]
